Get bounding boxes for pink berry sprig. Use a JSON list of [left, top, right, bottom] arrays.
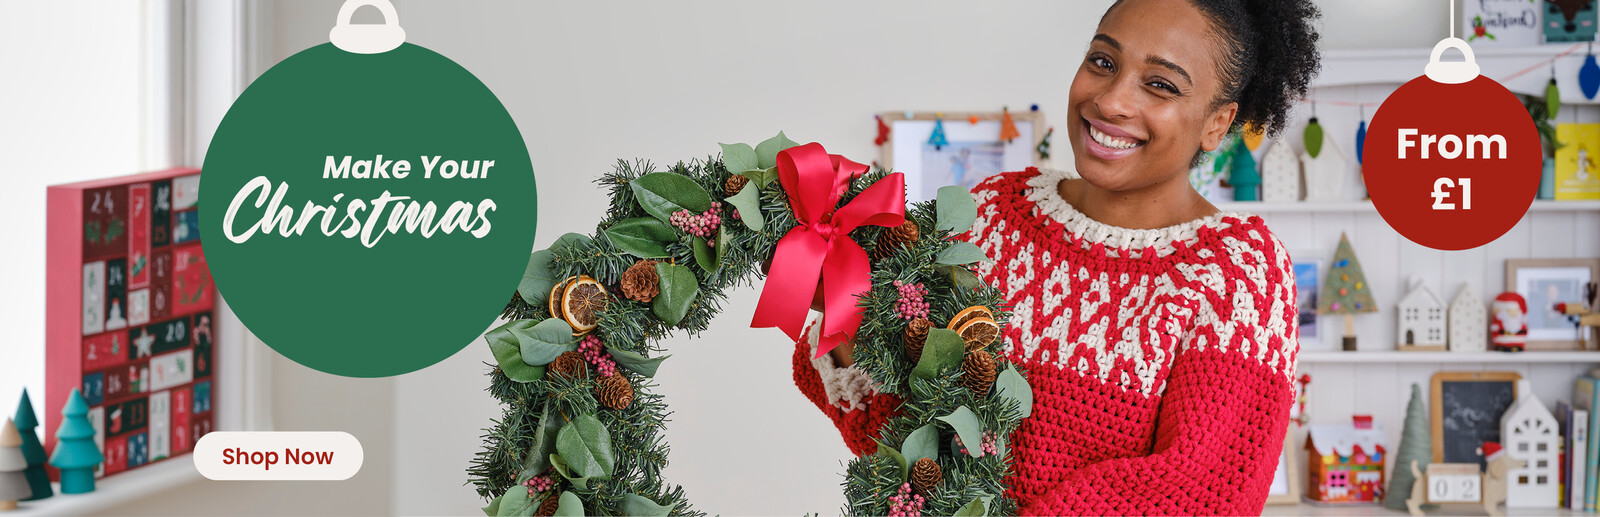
[[888, 482, 925, 517], [980, 431, 999, 456], [669, 202, 723, 239], [893, 280, 931, 320], [522, 474, 554, 496], [579, 335, 618, 378]]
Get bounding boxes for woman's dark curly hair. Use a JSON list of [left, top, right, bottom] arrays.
[[1108, 0, 1322, 138]]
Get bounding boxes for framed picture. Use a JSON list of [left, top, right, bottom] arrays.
[[1265, 424, 1300, 505], [1505, 258, 1600, 350], [1458, 0, 1542, 46], [1431, 371, 1521, 464], [880, 111, 1045, 202], [1292, 257, 1322, 343]]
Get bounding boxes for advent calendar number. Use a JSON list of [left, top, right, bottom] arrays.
[[1430, 177, 1473, 211]]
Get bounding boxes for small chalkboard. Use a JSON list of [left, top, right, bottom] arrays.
[[1431, 371, 1522, 464]]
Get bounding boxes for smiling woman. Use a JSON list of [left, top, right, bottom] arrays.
[[794, 0, 1321, 514]]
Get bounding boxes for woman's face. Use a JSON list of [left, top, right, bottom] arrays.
[[1068, 0, 1238, 192]]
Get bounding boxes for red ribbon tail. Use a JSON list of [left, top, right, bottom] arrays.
[[815, 239, 871, 358], [751, 229, 827, 340]]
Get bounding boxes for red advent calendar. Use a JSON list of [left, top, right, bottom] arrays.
[[45, 168, 215, 479]]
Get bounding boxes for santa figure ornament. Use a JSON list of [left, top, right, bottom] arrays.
[[1490, 292, 1529, 352]]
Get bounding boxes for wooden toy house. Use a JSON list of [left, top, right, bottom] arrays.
[[1307, 415, 1388, 504], [1397, 278, 1446, 350], [1501, 379, 1560, 508]]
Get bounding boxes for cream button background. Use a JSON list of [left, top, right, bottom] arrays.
[[194, 432, 364, 480]]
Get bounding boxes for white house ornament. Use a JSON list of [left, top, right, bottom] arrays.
[[1301, 135, 1348, 201], [1260, 139, 1301, 202], [1397, 277, 1447, 350], [1500, 379, 1560, 508], [1448, 285, 1488, 352]]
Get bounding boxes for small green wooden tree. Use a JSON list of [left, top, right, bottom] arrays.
[[1317, 233, 1378, 350], [13, 389, 50, 500], [0, 418, 30, 510], [49, 389, 103, 494], [1385, 383, 1435, 511]]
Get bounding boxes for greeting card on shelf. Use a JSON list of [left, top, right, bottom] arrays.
[[45, 168, 216, 481], [1461, 0, 1543, 46], [1555, 123, 1600, 200]]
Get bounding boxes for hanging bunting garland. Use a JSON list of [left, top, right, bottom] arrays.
[[999, 107, 1021, 143], [1304, 116, 1325, 158], [1241, 122, 1264, 151], [928, 114, 949, 151], [1582, 46, 1600, 100], [1036, 127, 1053, 159], [1548, 76, 1562, 119], [874, 115, 890, 146]]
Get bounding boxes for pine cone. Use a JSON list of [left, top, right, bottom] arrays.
[[596, 375, 634, 410], [621, 260, 661, 303], [534, 492, 560, 516], [903, 318, 932, 363], [962, 349, 998, 396], [873, 219, 921, 260], [550, 351, 588, 380], [909, 457, 943, 495], [725, 174, 750, 196]]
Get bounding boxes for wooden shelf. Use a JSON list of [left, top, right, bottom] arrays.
[[10, 458, 201, 516], [1213, 200, 1600, 214], [1299, 350, 1600, 364]]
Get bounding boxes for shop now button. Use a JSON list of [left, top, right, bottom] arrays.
[[193, 432, 363, 480]]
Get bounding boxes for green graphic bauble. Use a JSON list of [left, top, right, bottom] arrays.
[[201, 42, 537, 377]]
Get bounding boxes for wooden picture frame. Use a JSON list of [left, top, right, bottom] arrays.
[[878, 110, 1046, 203], [1430, 371, 1522, 464], [1265, 424, 1301, 505], [1505, 258, 1600, 350]]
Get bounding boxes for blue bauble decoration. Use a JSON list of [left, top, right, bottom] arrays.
[[1355, 119, 1367, 165], [1582, 54, 1600, 100]]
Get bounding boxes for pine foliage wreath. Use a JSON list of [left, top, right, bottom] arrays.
[[468, 133, 1032, 516]]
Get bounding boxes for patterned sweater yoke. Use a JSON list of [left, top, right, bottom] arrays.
[[792, 167, 1301, 516]]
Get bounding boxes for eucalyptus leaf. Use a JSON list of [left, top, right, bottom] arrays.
[[517, 403, 559, 481], [605, 346, 670, 378], [941, 264, 984, 291], [605, 217, 677, 259], [555, 414, 615, 479], [551, 233, 592, 255], [995, 364, 1033, 419], [553, 491, 584, 517], [719, 142, 760, 175], [755, 131, 800, 169], [518, 318, 579, 366], [954, 496, 987, 517], [630, 172, 712, 223], [549, 454, 591, 490], [727, 184, 764, 231], [901, 424, 939, 465], [873, 438, 910, 483], [493, 488, 536, 517], [911, 328, 965, 381], [742, 167, 778, 187], [482, 491, 504, 516], [938, 406, 985, 458], [621, 493, 680, 516], [516, 250, 558, 305], [935, 241, 988, 265], [715, 226, 728, 269], [651, 263, 699, 326], [693, 236, 717, 273], [936, 185, 978, 233], [485, 320, 546, 382]]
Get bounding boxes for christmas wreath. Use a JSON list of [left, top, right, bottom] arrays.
[[468, 133, 1032, 516]]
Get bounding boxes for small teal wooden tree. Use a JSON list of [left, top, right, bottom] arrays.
[[1229, 138, 1260, 201], [48, 389, 103, 494], [13, 389, 50, 500]]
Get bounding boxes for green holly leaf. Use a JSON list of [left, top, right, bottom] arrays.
[[901, 424, 939, 465], [719, 142, 760, 175], [492, 488, 536, 517], [911, 329, 965, 381], [605, 217, 676, 259], [651, 263, 699, 326], [955, 496, 988, 517], [726, 184, 765, 231], [555, 413, 614, 479], [755, 131, 800, 169], [517, 403, 559, 481], [553, 492, 584, 517], [549, 454, 591, 490], [873, 438, 910, 483], [938, 406, 985, 458], [936, 185, 978, 234], [605, 346, 669, 378], [995, 364, 1033, 419], [935, 241, 988, 265], [486, 321, 546, 383], [630, 172, 712, 223], [621, 493, 680, 516], [516, 250, 558, 306]]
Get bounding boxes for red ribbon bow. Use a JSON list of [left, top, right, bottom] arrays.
[[751, 142, 906, 357]]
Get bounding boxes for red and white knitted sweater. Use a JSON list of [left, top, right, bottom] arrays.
[[793, 167, 1299, 516]]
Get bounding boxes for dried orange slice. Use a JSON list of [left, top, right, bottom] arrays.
[[561, 275, 610, 335], [946, 305, 994, 331], [957, 317, 1000, 351], [548, 277, 570, 321]]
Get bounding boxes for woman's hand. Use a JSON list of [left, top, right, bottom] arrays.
[[763, 256, 857, 367]]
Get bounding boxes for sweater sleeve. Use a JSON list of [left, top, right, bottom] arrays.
[[792, 318, 905, 457], [1019, 229, 1300, 516]]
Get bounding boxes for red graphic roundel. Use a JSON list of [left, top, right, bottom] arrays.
[[1364, 70, 1541, 251]]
